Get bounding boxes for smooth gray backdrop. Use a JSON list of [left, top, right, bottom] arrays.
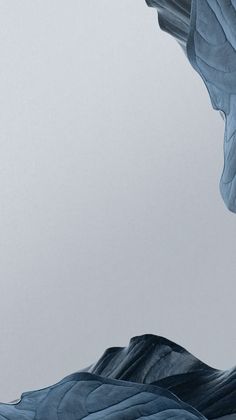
[[0, 0, 235, 402]]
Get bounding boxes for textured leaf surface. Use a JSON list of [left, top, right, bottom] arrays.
[[87, 334, 236, 419], [146, 0, 236, 213], [0, 371, 205, 419], [0, 334, 235, 418]]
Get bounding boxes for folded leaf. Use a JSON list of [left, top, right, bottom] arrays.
[[146, 0, 236, 213], [87, 334, 236, 419]]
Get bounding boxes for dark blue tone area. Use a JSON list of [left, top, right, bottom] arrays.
[[88, 334, 236, 419], [146, 0, 191, 48], [0, 335, 235, 419], [146, 0, 236, 213]]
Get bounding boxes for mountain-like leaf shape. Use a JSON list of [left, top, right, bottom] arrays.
[[86, 334, 236, 419], [145, 0, 236, 213], [0, 334, 235, 418]]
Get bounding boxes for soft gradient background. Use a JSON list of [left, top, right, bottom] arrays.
[[0, 0, 235, 402]]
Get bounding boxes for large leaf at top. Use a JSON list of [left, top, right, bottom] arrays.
[[146, 0, 236, 213]]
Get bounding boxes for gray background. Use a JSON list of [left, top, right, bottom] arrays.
[[0, 0, 235, 402]]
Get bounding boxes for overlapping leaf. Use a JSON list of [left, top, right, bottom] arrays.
[[87, 334, 236, 419], [0, 369, 205, 419]]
